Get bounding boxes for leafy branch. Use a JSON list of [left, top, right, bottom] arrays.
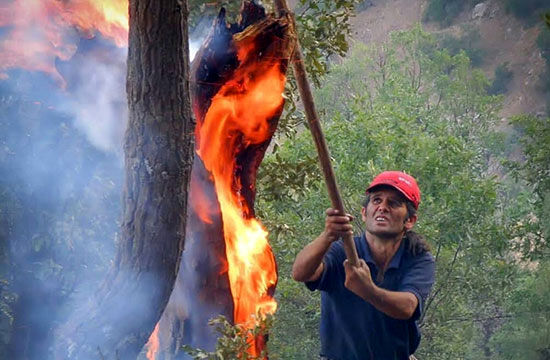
[[183, 314, 274, 360]]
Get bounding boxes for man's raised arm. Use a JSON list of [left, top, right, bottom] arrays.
[[292, 208, 354, 282]]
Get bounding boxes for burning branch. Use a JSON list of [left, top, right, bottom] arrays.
[[152, 2, 295, 358], [191, 3, 295, 355]]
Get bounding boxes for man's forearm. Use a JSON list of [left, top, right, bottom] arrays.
[[360, 284, 418, 320], [291, 232, 332, 282]]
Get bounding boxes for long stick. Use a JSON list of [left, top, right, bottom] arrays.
[[274, 0, 360, 266]]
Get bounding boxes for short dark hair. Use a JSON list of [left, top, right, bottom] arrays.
[[363, 191, 430, 256]]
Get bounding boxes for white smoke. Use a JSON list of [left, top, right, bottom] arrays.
[[65, 46, 128, 154], [190, 39, 201, 62], [63, 36, 203, 155]]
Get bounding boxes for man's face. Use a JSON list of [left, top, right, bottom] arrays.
[[362, 187, 417, 240]]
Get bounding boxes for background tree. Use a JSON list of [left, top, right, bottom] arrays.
[[487, 112, 550, 359], [257, 26, 522, 359], [489, 261, 550, 360]]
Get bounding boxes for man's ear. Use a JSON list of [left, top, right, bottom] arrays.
[[404, 214, 417, 231], [361, 207, 367, 222]]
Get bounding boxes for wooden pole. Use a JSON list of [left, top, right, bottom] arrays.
[[274, 0, 360, 266]]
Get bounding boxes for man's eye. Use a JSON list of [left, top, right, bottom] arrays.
[[389, 201, 402, 208]]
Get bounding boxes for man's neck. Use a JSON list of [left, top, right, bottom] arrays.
[[365, 231, 404, 271]]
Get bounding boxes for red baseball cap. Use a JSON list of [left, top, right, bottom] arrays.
[[366, 171, 421, 209]]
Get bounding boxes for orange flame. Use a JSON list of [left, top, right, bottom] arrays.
[[196, 39, 284, 355], [145, 322, 160, 360], [0, 0, 128, 84], [190, 174, 216, 225]]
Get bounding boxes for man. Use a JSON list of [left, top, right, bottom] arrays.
[[292, 171, 435, 360]]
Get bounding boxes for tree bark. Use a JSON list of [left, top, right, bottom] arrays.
[[54, 1, 194, 359]]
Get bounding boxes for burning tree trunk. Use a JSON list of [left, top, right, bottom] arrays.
[[152, 2, 295, 359], [54, 1, 194, 359]]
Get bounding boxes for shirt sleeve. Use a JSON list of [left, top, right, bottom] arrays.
[[399, 252, 436, 321], [305, 241, 346, 292]]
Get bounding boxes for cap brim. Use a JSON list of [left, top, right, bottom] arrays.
[[366, 182, 417, 208]]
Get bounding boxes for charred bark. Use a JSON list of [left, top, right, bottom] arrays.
[[155, 156, 233, 359], [155, 2, 294, 358], [54, 1, 194, 359]]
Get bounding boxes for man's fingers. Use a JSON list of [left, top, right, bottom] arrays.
[[326, 215, 353, 224], [344, 259, 367, 275], [326, 208, 354, 221], [324, 208, 354, 242], [344, 258, 359, 269], [343, 259, 351, 272], [327, 222, 353, 231]]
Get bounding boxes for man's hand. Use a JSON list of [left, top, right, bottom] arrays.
[[343, 259, 374, 298], [292, 209, 354, 283], [323, 208, 354, 243], [344, 259, 419, 320]]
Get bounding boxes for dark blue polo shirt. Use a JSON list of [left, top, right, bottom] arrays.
[[306, 234, 435, 360]]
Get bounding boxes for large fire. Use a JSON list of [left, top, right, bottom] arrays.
[[195, 34, 284, 356], [0, 0, 128, 84]]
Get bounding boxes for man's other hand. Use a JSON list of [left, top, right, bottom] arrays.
[[343, 259, 374, 298]]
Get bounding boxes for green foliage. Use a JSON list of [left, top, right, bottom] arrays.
[[257, 153, 321, 204], [437, 26, 485, 67], [258, 25, 522, 359], [188, 1, 243, 28], [507, 114, 550, 259], [490, 261, 550, 359], [294, 0, 361, 86], [488, 62, 514, 95], [183, 315, 273, 360]]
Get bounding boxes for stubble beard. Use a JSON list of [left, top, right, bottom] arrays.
[[366, 224, 405, 242]]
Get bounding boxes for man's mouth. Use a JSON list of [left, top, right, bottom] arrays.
[[375, 216, 388, 222]]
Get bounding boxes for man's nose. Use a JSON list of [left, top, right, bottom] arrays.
[[376, 200, 389, 212]]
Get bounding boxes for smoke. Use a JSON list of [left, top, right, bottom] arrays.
[[58, 38, 128, 154], [0, 18, 125, 360], [57, 34, 202, 155], [190, 40, 201, 62], [0, 91, 123, 358], [0, 3, 213, 356], [57, 33, 201, 155]]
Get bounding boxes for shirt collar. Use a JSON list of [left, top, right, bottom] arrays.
[[387, 237, 406, 270]]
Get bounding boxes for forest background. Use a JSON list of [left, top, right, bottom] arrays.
[[1, 0, 550, 359]]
